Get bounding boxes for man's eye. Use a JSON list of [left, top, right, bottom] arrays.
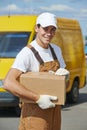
[[42, 27, 56, 33], [44, 27, 48, 32], [52, 27, 56, 32], [53, 28, 56, 32]]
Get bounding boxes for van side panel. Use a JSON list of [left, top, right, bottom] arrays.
[[52, 18, 86, 92]]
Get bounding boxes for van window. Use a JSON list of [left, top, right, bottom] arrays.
[[84, 43, 87, 55], [0, 32, 30, 58]]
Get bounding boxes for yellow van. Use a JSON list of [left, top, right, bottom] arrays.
[[0, 15, 86, 108]]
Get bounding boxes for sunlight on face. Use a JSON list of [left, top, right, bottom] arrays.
[[35, 25, 56, 48]]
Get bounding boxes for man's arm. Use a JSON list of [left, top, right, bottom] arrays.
[[3, 68, 39, 102], [3, 68, 58, 109]]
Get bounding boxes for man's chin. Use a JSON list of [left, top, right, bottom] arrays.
[[44, 40, 51, 44]]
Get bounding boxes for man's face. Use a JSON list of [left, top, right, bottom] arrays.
[[35, 25, 56, 48]]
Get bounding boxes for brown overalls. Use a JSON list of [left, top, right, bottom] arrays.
[[19, 44, 61, 130]]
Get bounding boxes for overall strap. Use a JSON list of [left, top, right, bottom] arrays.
[[28, 44, 58, 65], [49, 44, 58, 60], [28, 45, 44, 65]]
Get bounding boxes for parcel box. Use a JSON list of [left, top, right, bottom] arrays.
[[19, 72, 66, 105]]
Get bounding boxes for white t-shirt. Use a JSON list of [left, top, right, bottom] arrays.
[[12, 40, 66, 72]]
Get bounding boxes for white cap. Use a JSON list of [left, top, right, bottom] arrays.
[[36, 12, 57, 28]]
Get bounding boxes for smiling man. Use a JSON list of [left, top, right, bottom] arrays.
[[4, 12, 66, 130]]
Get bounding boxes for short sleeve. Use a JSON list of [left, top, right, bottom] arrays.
[[12, 47, 31, 72]]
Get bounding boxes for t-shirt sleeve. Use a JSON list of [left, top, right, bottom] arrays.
[[12, 47, 30, 72]]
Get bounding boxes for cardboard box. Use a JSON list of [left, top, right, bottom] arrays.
[[19, 72, 66, 105]]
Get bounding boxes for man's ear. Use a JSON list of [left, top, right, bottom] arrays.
[[34, 25, 38, 33]]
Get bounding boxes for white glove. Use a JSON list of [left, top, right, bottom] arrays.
[[55, 68, 70, 76], [36, 95, 58, 109]]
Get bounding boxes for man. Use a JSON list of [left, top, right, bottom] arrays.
[[4, 12, 66, 130]]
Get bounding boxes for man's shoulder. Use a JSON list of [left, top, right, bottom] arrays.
[[50, 43, 61, 51]]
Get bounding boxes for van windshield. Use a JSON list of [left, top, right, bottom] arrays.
[[0, 32, 30, 58]]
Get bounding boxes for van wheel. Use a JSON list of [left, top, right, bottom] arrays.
[[67, 80, 79, 103]]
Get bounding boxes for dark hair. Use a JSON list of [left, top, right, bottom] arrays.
[[37, 24, 41, 28]]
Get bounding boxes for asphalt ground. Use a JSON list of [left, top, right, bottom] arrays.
[[61, 74, 87, 130]]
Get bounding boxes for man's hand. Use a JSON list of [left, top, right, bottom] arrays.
[[36, 95, 58, 109], [55, 68, 70, 76], [55, 68, 70, 79]]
